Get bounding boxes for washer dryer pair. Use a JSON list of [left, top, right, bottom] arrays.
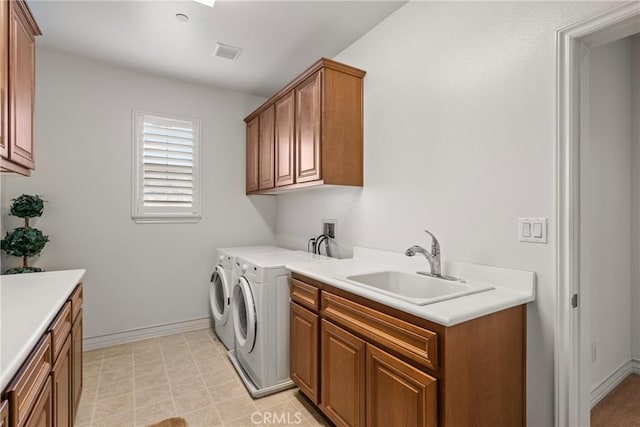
[[228, 251, 328, 398], [209, 246, 291, 350]]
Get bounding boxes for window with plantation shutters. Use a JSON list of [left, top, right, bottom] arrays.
[[132, 111, 201, 223]]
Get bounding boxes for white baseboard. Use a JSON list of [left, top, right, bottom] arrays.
[[83, 317, 214, 351], [590, 358, 639, 408]]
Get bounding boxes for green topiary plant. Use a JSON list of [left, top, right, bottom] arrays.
[[1, 194, 49, 274]]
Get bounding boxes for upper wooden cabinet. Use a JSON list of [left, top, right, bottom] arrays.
[[295, 71, 322, 183], [245, 116, 259, 192], [0, 0, 40, 176], [244, 58, 365, 195], [274, 91, 295, 187], [258, 105, 275, 190]]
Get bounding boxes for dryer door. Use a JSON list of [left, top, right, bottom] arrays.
[[232, 276, 257, 353], [210, 265, 230, 324]]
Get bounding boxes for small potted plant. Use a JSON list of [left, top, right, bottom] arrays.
[[1, 194, 49, 274]]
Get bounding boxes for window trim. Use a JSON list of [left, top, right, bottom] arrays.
[[131, 110, 202, 224]]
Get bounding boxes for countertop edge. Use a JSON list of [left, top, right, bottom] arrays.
[[0, 269, 86, 391], [286, 264, 534, 327]]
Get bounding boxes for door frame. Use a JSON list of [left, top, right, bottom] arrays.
[[555, 2, 640, 426]]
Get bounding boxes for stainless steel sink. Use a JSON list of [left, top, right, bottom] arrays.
[[338, 271, 494, 305]]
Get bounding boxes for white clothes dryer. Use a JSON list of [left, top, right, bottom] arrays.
[[210, 246, 290, 350], [229, 251, 328, 398]]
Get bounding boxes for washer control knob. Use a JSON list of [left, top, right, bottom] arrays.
[[219, 255, 224, 262], [241, 264, 248, 273]]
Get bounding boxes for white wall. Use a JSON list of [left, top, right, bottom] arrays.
[[583, 36, 637, 390], [1, 49, 277, 340], [273, 2, 617, 425], [632, 35, 640, 360]]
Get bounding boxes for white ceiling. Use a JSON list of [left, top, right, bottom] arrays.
[[28, 0, 407, 97]]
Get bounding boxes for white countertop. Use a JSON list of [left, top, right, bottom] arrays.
[[286, 247, 535, 327], [0, 269, 85, 390]]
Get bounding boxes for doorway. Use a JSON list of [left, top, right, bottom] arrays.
[[556, 3, 640, 426]]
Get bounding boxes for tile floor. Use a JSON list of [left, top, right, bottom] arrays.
[[75, 328, 329, 427]]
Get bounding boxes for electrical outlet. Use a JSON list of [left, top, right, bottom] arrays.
[[592, 343, 597, 362], [322, 219, 336, 238]]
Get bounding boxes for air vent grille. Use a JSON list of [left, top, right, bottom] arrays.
[[214, 43, 242, 61]]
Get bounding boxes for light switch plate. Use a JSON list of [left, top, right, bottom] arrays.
[[519, 218, 548, 243]]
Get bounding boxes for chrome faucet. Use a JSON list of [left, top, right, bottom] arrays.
[[405, 230, 460, 281]]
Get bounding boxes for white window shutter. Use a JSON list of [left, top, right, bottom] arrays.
[[132, 111, 201, 223]]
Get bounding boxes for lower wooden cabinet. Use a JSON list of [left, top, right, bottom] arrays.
[[23, 377, 51, 427], [71, 311, 83, 420], [366, 345, 437, 427], [320, 320, 365, 427], [289, 303, 319, 403], [52, 337, 71, 427], [2, 283, 83, 427], [290, 273, 526, 427]]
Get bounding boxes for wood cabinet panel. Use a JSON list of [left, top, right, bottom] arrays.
[[274, 91, 295, 186], [442, 305, 526, 427], [71, 310, 83, 421], [290, 278, 319, 312], [246, 116, 259, 193], [321, 68, 364, 186], [23, 376, 51, 427], [52, 336, 71, 427], [0, 400, 8, 427], [290, 303, 319, 404], [320, 320, 365, 427], [69, 285, 82, 324], [367, 345, 437, 427], [8, 0, 36, 169], [258, 105, 275, 190], [321, 292, 438, 371], [6, 335, 51, 427], [295, 71, 322, 183], [0, 0, 8, 161], [48, 303, 71, 364]]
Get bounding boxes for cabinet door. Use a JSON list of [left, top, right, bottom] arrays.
[[71, 311, 83, 420], [0, 0, 8, 160], [24, 376, 52, 427], [258, 105, 275, 190], [246, 116, 259, 193], [52, 336, 71, 427], [320, 320, 365, 427], [0, 400, 8, 427], [275, 91, 295, 187], [290, 303, 319, 403], [8, 0, 36, 169], [295, 71, 322, 183], [366, 345, 437, 427]]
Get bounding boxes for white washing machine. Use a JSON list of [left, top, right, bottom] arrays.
[[210, 246, 291, 350], [229, 251, 328, 398]]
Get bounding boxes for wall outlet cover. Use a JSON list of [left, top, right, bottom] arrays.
[[518, 218, 548, 243], [322, 219, 336, 238]]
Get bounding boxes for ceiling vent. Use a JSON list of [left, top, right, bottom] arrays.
[[214, 43, 243, 61]]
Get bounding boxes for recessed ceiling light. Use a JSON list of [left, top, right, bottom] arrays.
[[194, 0, 215, 7], [175, 13, 189, 23]]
